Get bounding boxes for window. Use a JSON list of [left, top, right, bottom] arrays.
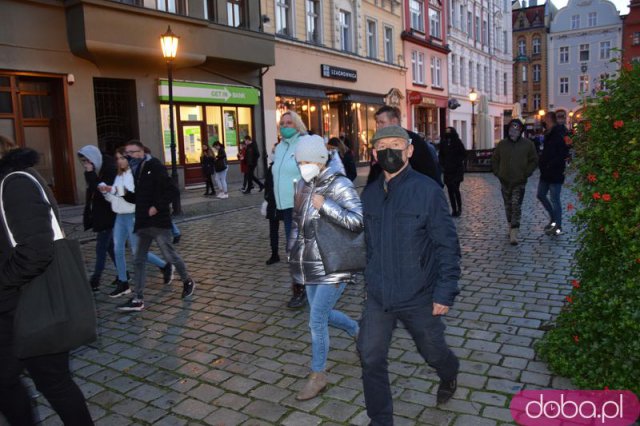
[[276, 0, 292, 36], [429, 8, 441, 38], [384, 26, 394, 63], [503, 30, 508, 53], [503, 72, 508, 96], [600, 73, 610, 91], [431, 57, 442, 87], [633, 32, 640, 46], [460, 57, 466, 86], [467, 12, 472, 36], [459, 5, 465, 31], [411, 0, 425, 32], [533, 37, 541, 54], [518, 39, 526, 55], [306, 0, 321, 43], [482, 20, 488, 45], [339, 10, 352, 52], [533, 64, 541, 82], [495, 70, 500, 95], [451, 54, 458, 84], [580, 44, 590, 61], [560, 46, 569, 64], [571, 14, 580, 30], [521, 94, 528, 110], [226, 0, 245, 27], [484, 66, 489, 92], [533, 93, 541, 110], [588, 12, 597, 27], [600, 41, 611, 60], [522, 65, 527, 82], [560, 77, 569, 94], [475, 16, 480, 41], [412, 51, 425, 84], [579, 74, 589, 93], [469, 61, 474, 89], [367, 19, 378, 58], [477, 63, 481, 90], [157, 0, 186, 14]]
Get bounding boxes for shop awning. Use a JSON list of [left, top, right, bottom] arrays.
[[343, 92, 385, 105], [276, 83, 328, 100]]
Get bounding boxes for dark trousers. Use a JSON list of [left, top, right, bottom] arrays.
[[204, 173, 215, 194], [0, 311, 93, 426], [245, 166, 263, 190], [91, 229, 115, 281], [357, 297, 459, 425], [445, 181, 462, 213], [278, 208, 293, 252], [501, 183, 527, 229], [269, 219, 280, 255]]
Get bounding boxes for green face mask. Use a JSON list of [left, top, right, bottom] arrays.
[[280, 127, 298, 139]]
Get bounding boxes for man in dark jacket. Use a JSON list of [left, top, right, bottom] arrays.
[[358, 126, 461, 424], [242, 135, 264, 194], [492, 119, 538, 245], [78, 145, 117, 291], [117, 140, 195, 312], [537, 111, 569, 236], [368, 106, 443, 187]]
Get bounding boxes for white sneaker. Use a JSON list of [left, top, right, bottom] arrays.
[[221, 193, 229, 199]]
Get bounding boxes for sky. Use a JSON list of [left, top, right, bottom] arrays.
[[550, 0, 630, 14]]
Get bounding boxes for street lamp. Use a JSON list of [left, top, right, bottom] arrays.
[[568, 111, 574, 127], [160, 25, 181, 215], [538, 109, 546, 118], [469, 88, 478, 150]]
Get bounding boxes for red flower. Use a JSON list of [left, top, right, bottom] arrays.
[[584, 122, 592, 132], [567, 203, 574, 211], [603, 95, 611, 102], [623, 62, 633, 72], [612, 170, 619, 180], [573, 335, 579, 343], [592, 192, 601, 200], [564, 136, 573, 145], [587, 173, 597, 183], [613, 120, 624, 129], [636, 258, 640, 264], [566, 295, 573, 304], [602, 194, 611, 202], [571, 280, 580, 289]]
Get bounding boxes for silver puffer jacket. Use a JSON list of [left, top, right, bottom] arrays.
[[288, 156, 363, 285]]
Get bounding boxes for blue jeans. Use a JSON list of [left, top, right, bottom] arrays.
[[536, 179, 563, 228], [357, 297, 459, 425], [171, 221, 180, 238], [91, 229, 115, 280], [214, 169, 228, 193], [306, 283, 358, 372], [113, 214, 166, 282], [279, 208, 293, 252]]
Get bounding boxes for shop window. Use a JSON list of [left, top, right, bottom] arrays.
[[180, 105, 203, 121], [223, 107, 240, 160], [0, 119, 14, 141], [160, 105, 178, 165], [0, 92, 12, 114]]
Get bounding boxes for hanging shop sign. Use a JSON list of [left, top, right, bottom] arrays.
[[158, 80, 260, 105], [320, 64, 357, 82]]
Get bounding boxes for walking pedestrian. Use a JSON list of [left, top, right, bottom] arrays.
[[100, 147, 174, 298], [212, 141, 229, 199], [78, 145, 117, 291], [439, 127, 467, 217], [117, 140, 195, 312], [0, 137, 94, 425], [238, 140, 248, 192], [289, 135, 361, 400], [358, 126, 461, 425], [242, 135, 264, 194], [537, 111, 569, 236], [201, 144, 216, 196], [273, 111, 307, 308], [492, 119, 539, 245]]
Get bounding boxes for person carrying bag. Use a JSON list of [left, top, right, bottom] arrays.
[[0, 139, 94, 425]]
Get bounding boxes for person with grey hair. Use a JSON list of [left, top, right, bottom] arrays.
[[358, 126, 461, 424]]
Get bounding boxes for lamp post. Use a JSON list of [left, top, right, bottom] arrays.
[[160, 25, 181, 215], [469, 88, 478, 150]]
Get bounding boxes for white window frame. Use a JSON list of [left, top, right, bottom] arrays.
[[459, 5, 465, 31], [559, 77, 569, 94], [477, 63, 481, 91], [429, 8, 441, 38], [384, 26, 394, 63], [533, 37, 541, 54], [411, 0, 425, 32], [412, 51, 425, 84], [579, 74, 589, 93], [306, 0, 321, 43], [600, 41, 611, 60], [588, 12, 597, 27], [451, 54, 458, 84], [580, 44, 590, 62], [533, 93, 541, 111], [518, 39, 526, 55], [484, 65, 489, 92], [571, 14, 580, 30], [366, 19, 378, 59], [495, 70, 500, 95], [467, 11, 472, 36], [469, 61, 474, 89], [460, 57, 466, 86], [431, 56, 442, 87], [503, 72, 508, 96], [521, 64, 527, 82], [275, 0, 292, 36], [533, 64, 541, 82], [339, 10, 352, 52], [559, 46, 569, 64]]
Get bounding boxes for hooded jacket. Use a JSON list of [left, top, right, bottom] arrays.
[[272, 133, 303, 210], [539, 124, 569, 184], [439, 133, 467, 184], [129, 155, 178, 231], [78, 145, 116, 232], [288, 154, 363, 285], [492, 136, 538, 187], [0, 149, 57, 313]]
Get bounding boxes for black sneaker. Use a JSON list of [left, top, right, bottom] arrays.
[[173, 235, 181, 244], [265, 254, 280, 265], [161, 263, 175, 285], [109, 280, 131, 298], [90, 276, 100, 292], [436, 378, 457, 404], [117, 298, 144, 312], [182, 279, 195, 299], [544, 222, 557, 234], [287, 292, 306, 309], [551, 226, 563, 236]]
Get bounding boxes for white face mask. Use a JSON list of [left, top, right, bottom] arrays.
[[299, 164, 321, 183]]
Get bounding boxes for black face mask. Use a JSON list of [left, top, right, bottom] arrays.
[[376, 148, 406, 174]]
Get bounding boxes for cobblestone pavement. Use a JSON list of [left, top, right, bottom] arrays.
[[26, 171, 579, 426]]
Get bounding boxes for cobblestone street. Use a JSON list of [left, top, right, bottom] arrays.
[[32, 172, 577, 426]]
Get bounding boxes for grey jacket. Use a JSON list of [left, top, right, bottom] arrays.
[[288, 156, 363, 285]]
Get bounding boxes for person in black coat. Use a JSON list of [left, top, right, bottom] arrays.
[[0, 140, 94, 425], [200, 144, 216, 196], [264, 162, 283, 265], [243, 135, 264, 194], [439, 127, 467, 217], [328, 137, 358, 181], [77, 145, 117, 291]]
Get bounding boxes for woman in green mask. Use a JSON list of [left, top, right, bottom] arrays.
[[272, 110, 308, 309]]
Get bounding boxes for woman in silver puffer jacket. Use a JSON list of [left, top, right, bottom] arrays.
[[288, 135, 361, 401]]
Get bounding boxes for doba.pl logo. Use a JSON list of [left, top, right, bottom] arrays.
[[510, 390, 640, 426]]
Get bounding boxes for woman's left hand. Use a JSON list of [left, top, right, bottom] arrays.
[[311, 194, 325, 210]]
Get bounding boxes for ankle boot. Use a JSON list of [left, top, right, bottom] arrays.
[[287, 283, 306, 309], [265, 253, 280, 265], [296, 372, 327, 400], [509, 228, 519, 245]]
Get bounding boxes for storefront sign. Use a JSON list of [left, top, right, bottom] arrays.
[[408, 91, 423, 105], [158, 80, 259, 105], [321, 65, 357, 82]]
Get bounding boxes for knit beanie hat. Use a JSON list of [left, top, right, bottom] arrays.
[[295, 135, 328, 163]]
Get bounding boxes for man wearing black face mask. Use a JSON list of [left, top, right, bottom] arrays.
[[358, 126, 462, 424], [491, 119, 538, 245]]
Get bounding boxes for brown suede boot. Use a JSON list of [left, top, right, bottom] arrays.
[[296, 372, 327, 400]]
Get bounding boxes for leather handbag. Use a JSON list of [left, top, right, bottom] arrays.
[[1, 171, 97, 358], [314, 218, 366, 274]]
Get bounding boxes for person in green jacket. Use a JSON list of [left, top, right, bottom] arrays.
[[492, 119, 538, 245]]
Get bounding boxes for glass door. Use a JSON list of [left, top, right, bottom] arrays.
[[179, 123, 206, 185]]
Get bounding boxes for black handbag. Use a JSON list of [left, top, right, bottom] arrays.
[[1, 171, 97, 358], [314, 218, 366, 274]]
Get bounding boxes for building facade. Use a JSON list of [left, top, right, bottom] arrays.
[[512, 1, 553, 131], [402, 0, 450, 143], [447, 0, 513, 150], [0, 0, 275, 203], [260, 0, 406, 164], [548, 0, 622, 122], [622, 0, 640, 65]]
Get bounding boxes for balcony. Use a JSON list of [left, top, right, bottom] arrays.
[[65, 0, 275, 69]]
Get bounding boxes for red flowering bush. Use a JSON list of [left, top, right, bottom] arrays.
[[537, 62, 640, 394]]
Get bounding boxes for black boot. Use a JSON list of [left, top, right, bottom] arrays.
[[266, 253, 280, 265], [287, 284, 306, 309]]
